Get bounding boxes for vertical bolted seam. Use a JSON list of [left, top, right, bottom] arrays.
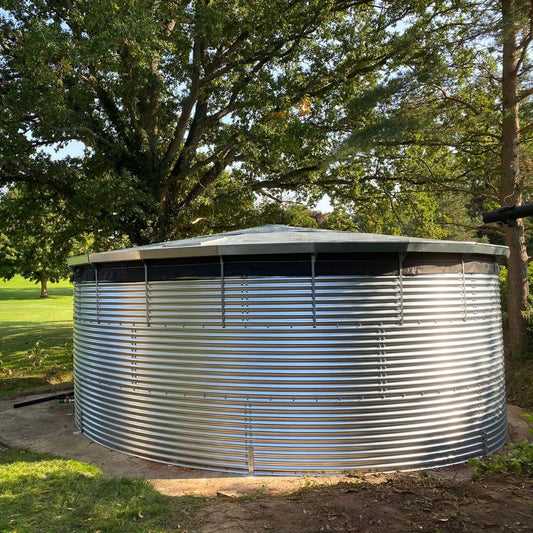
[[220, 257, 226, 328], [378, 327, 386, 397], [93, 264, 100, 324], [143, 260, 150, 327], [131, 326, 138, 391], [398, 252, 405, 325], [248, 446, 255, 475], [245, 401, 253, 474], [311, 253, 317, 328], [461, 258, 467, 321]]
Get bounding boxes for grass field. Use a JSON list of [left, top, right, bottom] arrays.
[[0, 448, 204, 533], [0, 276, 74, 397]]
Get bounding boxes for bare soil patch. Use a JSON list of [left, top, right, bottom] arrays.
[[199, 472, 533, 532]]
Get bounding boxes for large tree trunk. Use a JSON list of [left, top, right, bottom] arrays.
[[505, 224, 529, 352], [39, 273, 48, 299], [501, 0, 530, 354]]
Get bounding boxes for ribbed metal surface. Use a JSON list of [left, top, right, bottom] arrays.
[[73, 272, 507, 475]]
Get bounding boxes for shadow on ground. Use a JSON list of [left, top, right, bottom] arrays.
[[0, 287, 73, 300]]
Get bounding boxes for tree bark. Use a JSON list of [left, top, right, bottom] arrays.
[[501, 0, 529, 354], [39, 273, 48, 299]]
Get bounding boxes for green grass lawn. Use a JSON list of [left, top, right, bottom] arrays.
[[0, 448, 205, 533], [0, 276, 74, 397]]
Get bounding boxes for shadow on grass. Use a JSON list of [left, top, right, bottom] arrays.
[[0, 448, 205, 533], [0, 324, 73, 398], [0, 321, 73, 329], [0, 376, 73, 398], [0, 287, 73, 301], [0, 324, 73, 353], [0, 448, 54, 465]]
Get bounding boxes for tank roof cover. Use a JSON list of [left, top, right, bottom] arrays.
[[68, 224, 508, 266]]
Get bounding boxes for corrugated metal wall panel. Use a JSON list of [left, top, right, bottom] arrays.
[[225, 278, 314, 326], [149, 280, 222, 326], [73, 271, 506, 475]]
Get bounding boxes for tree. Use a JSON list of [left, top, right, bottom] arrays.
[[0, 0, 458, 243], [500, 0, 532, 352], [328, 0, 533, 352], [0, 184, 91, 297]]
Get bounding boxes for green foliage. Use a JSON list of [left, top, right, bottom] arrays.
[[333, 1, 529, 244], [0, 179, 133, 290], [322, 189, 451, 239], [0, 448, 205, 532], [0, 184, 91, 290], [469, 414, 533, 480], [0, 0, 470, 243], [499, 265, 533, 357], [470, 441, 533, 479]]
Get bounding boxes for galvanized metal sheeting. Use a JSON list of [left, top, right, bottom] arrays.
[[73, 268, 506, 474]]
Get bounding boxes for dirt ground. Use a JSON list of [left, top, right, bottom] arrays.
[[200, 473, 533, 532], [1, 392, 532, 532]]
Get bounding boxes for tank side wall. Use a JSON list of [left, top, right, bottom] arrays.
[[73, 272, 506, 474]]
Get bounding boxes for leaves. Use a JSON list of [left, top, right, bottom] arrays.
[[0, 183, 94, 285], [1, 0, 463, 243], [470, 439, 533, 479]]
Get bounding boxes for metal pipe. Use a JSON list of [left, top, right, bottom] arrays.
[[482, 203, 533, 224]]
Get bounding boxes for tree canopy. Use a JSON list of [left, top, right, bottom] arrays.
[[1, 0, 461, 243]]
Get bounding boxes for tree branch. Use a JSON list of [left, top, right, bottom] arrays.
[[169, 98, 208, 180], [144, 57, 161, 162], [432, 85, 483, 116], [247, 164, 322, 192], [86, 68, 137, 158], [161, 35, 204, 171], [174, 145, 238, 216], [517, 85, 533, 103]]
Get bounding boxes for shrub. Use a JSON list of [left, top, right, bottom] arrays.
[[470, 414, 533, 479]]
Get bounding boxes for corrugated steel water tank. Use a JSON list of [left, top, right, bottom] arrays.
[[68, 225, 508, 475]]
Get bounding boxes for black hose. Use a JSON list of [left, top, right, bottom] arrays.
[[13, 392, 74, 409]]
